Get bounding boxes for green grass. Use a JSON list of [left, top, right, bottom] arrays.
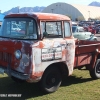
[[0, 69, 100, 100]]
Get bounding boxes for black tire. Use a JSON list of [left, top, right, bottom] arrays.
[[11, 76, 25, 83], [39, 67, 62, 93], [89, 59, 100, 79], [94, 38, 97, 41]]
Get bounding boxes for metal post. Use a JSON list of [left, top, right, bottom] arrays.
[[88, 11, 90, 20], [18, 6, 20, 13], [51, 9, 54, 13]]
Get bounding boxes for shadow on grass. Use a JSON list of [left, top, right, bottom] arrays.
[[61, 75, 93, 86], [0, 75, 93, 100], [0, 76, 45, 100]]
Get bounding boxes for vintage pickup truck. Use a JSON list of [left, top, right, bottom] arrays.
[[0, 13, 100, 93]]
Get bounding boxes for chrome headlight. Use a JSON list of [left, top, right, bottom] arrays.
[[15, 50, 22, 59]]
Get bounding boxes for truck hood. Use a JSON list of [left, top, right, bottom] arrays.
[[0, 38, 32, 74], [0, 39, 22, 52]]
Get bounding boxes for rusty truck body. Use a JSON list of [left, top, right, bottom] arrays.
[[0, 13, 100, 93]]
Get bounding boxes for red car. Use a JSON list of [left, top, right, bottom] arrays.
[[95, 24, 100, 33], [83, 24, 96, 35]]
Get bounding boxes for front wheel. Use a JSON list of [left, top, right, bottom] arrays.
[[39, 67, 62, 93], [89, 59, 100, 79], [93, 38, 97, 41]]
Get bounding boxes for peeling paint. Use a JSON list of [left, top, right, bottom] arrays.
[[16, 54, 30, 72], [29, 38, 75, 81]]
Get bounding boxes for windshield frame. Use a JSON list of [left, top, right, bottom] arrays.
[[0, 17, 38, 40]]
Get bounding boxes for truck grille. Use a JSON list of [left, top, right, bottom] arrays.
[[0, 52, 12, 63]]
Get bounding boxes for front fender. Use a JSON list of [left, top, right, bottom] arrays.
[[88, 35, 97, 41]]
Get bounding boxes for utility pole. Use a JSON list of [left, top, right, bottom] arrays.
[[51, 9, 54, 13], [88, 11, 90, 20], [18, 6, 20, 13]]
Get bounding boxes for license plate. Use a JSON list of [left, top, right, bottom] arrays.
[[0, 68, 4, 74]]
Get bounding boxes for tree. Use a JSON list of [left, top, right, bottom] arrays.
[[77, 16, 84, 21]]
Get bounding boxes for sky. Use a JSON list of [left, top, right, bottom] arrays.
[[0, 0, 100, 12]]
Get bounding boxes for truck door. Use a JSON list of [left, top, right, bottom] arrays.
[[37, 21, 63, 66], [64, 21, 75, 75], [39, 21, 75, 75]]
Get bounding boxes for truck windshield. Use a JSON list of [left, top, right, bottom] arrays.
[[0, 18, 37, 39]]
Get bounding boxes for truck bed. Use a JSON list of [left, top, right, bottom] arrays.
[[75, 40, 100, 54], [74, 40, 100, 68]]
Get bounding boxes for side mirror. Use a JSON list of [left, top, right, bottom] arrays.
[[41, 32, 48, 39], [43, 32, 48, 38]]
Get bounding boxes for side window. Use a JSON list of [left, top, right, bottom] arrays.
[[41, 21, 62, 38], [64, 22, 71, 37], [46, 22, 62, 36]]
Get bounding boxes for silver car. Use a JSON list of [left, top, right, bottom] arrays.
[[72, 26, 97, 41]]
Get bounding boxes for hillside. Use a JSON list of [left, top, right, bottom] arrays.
[[3, 6, 46, 15], [88, 1, 100, 6]]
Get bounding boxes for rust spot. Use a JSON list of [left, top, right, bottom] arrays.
[[39, 42, 44, 48], [31, 72, 43, 78], [62, 49, 67, 57], [34, 42, 44, 48], [27, 71, 43, 82]]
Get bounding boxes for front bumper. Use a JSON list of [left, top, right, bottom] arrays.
[[0, 65, 29, 80]]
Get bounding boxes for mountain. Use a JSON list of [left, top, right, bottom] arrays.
[[3, 6, 46, 15], [3, 1, 100, 15], [88, 1, 100, 7]]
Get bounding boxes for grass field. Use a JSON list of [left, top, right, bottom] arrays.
[[0, 69, 100, 100]]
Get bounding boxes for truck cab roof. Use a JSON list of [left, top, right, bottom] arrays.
[[4, 13, 71, 21]]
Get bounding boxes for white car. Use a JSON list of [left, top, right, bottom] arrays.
[[72, 26, 97, 41]]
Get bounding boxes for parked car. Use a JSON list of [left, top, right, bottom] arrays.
[[72, 21, 78, 26], [95, 24, 100, 33], [72, 26, 97, 41]]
